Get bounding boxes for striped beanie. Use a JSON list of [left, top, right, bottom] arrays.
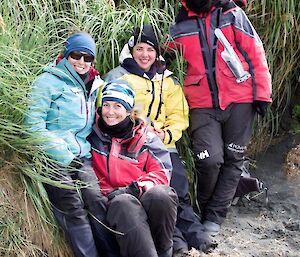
[[101, 80, 135, 111]]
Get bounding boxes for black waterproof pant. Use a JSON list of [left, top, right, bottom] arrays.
[[107, 185, 178, 257], [44, 158, 120, 257], [190, 103, 255, 225], [170, 153, 211, 252]]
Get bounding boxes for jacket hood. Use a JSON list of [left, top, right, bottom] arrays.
[[179, 0, 242, 16], [179, 0, 215, 16]]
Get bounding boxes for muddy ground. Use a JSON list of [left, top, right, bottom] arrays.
[[191, 133, 300, 257]]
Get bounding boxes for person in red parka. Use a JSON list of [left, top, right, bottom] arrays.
[[169, 0, 272, 236], [89, 80, 178, 257]]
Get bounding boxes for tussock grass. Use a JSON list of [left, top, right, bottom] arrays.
[[0, 162, 71, 257], [0, 0, 299, 255]]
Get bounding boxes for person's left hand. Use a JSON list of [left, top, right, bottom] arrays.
[[253, 101, 269, 117]]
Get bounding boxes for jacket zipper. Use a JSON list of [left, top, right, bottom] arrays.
[[197, 17, 219, 108], [154, 76, 164, 120], [147, 81, 155, 117], [65, 64, 90, 156]]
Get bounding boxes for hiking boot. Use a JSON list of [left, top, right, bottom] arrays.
[[173, 248, 201, 257], [203, 221, 220, 236]]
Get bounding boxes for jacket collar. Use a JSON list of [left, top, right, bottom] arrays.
[[92, 118, 147, 154], [43, 57, 102, 94]]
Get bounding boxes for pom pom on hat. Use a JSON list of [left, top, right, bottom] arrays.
[[101, 80, 135, 111], [64, 32, 96, 58]]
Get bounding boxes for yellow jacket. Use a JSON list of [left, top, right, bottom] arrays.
[[99, 44, 189, 150]]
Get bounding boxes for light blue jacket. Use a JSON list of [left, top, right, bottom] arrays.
[[25, 58, 102, 166]]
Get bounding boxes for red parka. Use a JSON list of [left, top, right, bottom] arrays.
[[169, 0, 272, 110], [89, 119, 172, 195]]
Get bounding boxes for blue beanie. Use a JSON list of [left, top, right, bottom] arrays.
[[64, 32, 96, 58], [102, 80, 135, 111]]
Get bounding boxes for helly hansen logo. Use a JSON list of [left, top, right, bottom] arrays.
[[197, 150, 210, 160], [227, 143, 247, 153]]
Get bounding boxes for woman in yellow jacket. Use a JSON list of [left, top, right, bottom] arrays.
[[102, 24, 213, 255]]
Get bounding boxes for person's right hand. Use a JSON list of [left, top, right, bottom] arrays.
[[107, 181, 143, 200]]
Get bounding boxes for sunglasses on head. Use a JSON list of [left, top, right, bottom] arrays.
[[69, 51, 94, 62]]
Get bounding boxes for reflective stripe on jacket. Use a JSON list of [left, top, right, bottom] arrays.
[[170, 1, 272, 110]]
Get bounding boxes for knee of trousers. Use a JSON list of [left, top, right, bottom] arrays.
[[141, 185, 178, 213], [81, 188, 108, 217], [47, 186, 85, 216], [195, 153, 223, 175], [53, 202, 89, 227], [107, 194, 148, 232], [109, 194, 141, 213]]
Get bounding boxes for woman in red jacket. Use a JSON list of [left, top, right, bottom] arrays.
[[89, 80, 178, 257]]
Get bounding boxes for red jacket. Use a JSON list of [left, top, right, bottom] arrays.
[[169, 0, 272, 110], [89, 119, 171, 195]]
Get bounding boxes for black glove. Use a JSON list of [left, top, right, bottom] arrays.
[[69, 157, 84, 169], [107, 181, 142, 201], [253, 101, 269, 117]]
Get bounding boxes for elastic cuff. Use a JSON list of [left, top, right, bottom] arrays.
[[163, 129, 172, 145]]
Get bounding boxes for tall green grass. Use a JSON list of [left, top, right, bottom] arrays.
[[0, 0, 299, 255]]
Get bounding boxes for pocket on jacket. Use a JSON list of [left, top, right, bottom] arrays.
[[184, 74, 206, 87]]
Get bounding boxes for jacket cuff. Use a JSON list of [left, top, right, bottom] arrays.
[[137, 181, 154, 191], [163, 129, 173, 145]]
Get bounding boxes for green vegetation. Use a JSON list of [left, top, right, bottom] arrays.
[[0, 0, 299, 255], [291, 104, 300, 132]]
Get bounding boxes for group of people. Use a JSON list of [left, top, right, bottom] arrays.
[[25, 1, 272, 257]]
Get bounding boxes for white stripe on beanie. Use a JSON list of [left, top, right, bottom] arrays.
[[102, 90, 134, 108]]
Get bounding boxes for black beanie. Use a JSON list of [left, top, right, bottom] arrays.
[[128, 24, 160, 56]]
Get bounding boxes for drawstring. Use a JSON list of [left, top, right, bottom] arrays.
[[154, 70, 165, 120]]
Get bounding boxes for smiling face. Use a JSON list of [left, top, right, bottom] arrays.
[[101, 101, 130, 126], [132, 42, 157, 72], [67, 52, 93, 75]]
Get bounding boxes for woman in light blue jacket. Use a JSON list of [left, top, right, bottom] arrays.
[[25, 32, 119, 257]]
